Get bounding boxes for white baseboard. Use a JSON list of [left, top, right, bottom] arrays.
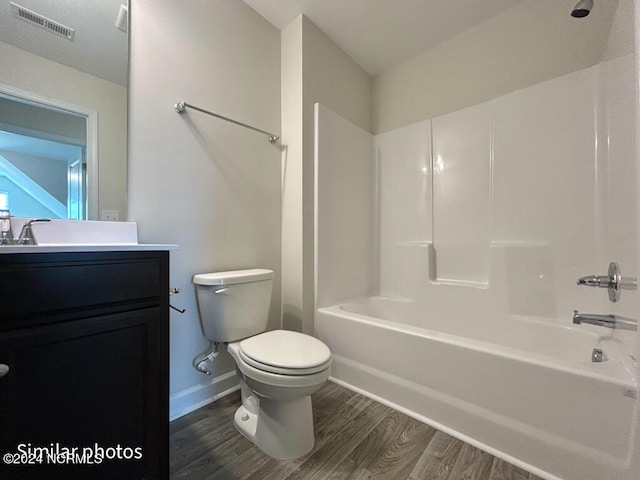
[[169, 370, 239, 421]]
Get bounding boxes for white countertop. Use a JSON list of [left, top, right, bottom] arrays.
[[0, 244, 179, 254]]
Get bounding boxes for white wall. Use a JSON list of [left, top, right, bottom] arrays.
[[372, 0, 619, 134], [128, 0, 281, 419], [281, 15, 371, 333], [0, 41, 127, 220], [281, 17, 305, 333]]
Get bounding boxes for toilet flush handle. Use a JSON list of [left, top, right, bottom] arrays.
[[214, 288, 229, 295]]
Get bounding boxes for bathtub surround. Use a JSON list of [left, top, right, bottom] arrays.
[[128, 0, 281, 420], [314, 19, 638, 480], [316, 55, 632, 316]]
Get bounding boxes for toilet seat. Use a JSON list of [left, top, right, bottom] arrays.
[[238, 330, 331, 375], [228, 342, 331, 389]]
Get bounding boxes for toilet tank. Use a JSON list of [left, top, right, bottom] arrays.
[[193, 269, 274, 343]]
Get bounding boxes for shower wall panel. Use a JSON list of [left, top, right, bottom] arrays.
[[431, 102, 492, 286], [372, 63, 617, 319], [492, 65, 601, 316], [317, 58, 636, 336], [314, 103, 374, 308], [599, 54, 638, 318], [375, 119, 432, 296]]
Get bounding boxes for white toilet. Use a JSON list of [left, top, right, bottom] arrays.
[[193, 268, 332, 460]]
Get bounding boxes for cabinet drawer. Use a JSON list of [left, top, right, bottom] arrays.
[[0, 252, 168, 327]]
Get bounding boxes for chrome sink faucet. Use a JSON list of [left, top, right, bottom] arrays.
[[15, 218, 51, 245], [573, 310, 638, 331]]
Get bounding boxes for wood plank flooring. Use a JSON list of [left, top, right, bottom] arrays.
[[170, 381, 544, 480]]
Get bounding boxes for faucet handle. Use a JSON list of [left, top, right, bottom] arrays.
[[0, 210, 14, 246], [577, 262, 637, 303]]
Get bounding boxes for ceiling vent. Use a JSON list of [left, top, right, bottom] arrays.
[[10, 2, 75, 41]]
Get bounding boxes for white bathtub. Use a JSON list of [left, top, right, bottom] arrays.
[[316, 296, 638, 480]]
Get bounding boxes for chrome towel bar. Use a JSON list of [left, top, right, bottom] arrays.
[[174, 100, 279, 144]]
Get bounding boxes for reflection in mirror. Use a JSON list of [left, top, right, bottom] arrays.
[[0, 0, 128, 221], [0, 92, 90, 219]]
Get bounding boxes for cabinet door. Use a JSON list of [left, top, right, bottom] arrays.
[[0, 308, 165, 480]]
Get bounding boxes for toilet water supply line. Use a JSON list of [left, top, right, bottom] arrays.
[[194, 342, 220, 375]]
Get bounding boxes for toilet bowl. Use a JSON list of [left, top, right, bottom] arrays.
[[227, 330, 331, 460], [192, 269, 332, 460]]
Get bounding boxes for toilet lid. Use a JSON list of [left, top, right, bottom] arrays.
[[239, 330, 331, 375]]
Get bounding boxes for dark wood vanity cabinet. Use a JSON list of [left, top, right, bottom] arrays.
[[0, 250, 169, 480]]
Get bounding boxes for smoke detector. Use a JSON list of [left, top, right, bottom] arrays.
[[10, 2, 75, 41]]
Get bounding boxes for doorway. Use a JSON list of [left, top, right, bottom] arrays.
[[0, 90, 92, 220]]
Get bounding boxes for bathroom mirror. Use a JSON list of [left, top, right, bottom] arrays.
[[0, 0, 128, 221]]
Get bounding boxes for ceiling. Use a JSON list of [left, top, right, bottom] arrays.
[[0, 1, 606, 86], [0, 0, 128, 86], [241, 0, 530, 75]]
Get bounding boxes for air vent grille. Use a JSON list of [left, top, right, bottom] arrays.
[[10, 2, 75, 41]]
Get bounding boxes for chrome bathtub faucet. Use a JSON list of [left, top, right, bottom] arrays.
[[576, 262, 637, 302], [572, 310, 638, 331]]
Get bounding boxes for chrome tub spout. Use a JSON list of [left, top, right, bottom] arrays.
[[573, 310, 637, 331]]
